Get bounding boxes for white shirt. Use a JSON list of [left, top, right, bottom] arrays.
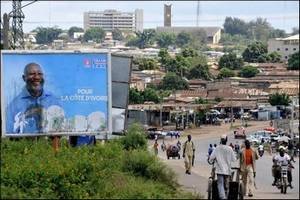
[[209, 144, 236, 175], [274, 154, 290, 166]]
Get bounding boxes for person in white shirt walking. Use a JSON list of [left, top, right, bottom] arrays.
[[209, 134, 236, 199], [183, 135, 195, 175]]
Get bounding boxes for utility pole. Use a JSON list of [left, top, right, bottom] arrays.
[[196, 1, 200, 27], [10, 0, 25, 49], [3, 0, 37, 49], [3, 13, 10, 49]]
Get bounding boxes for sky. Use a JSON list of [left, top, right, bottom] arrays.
[[1, 1, 299, 33]]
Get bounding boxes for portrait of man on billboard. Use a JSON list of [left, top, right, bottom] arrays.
[[5, 62, 63, 134]]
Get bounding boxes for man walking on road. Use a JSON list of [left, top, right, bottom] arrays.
[[240, 139, 259, 197], [183, 134, 195, 175], [209, 134, 236, 199]]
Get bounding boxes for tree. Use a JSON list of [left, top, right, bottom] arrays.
[[156, 32, 176, 48], [187, 63, 211, 80], [181, 48, 198, 58], [158, 48, 172, 72], [194, 97, 208, 104], [269, 93, 291, 106], [112, 29, 124, 41], [159, 72, 188, 90], [168, 55, 191, 77], [83, 27, 105, 43], [217, 67, 235, 79], [218, 53, 244, 70], [133, 57, 159, 70], [34, 26, 63, 44], [223, 17, 248, 35], [68, 26, 84, 38], [268, 51, 281, 63], [242, 41, 267, 62], [129, 88, 144, 104], [142, 88, 160, 103], [176, 31, 192, 47], [238, 65, 259, 78], [287, 52, 299, 70], [135, 29, 156, 49]]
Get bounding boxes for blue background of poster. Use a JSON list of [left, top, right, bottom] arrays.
[[2, 52, 108, 134]]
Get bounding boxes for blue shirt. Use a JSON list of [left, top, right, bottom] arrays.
[[6, 87, 61, 134]]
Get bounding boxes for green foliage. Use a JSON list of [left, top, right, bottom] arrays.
[[268, 51, 281, 63], [187, 63, 211, 80], [219, 53, 244, 70], [181, 48, 198, 58], [68, 26, 84, 38], [224, 17, 249, 35], [269, 93, 291, 106], [176, 31, 192, 47], [158, 48, 172, 71], [83, 27, 106, 43], [156, 32, 176, 48], [121, 123, 147, 151], [1, 131, 195, 199], [194, 97, 208, 104], [129, 88, 161, 104], [217, 67, 235, 79], [34, 26, 63, 44], [133, 57, 159, 70], [288, 52, 299, 70], [129, 88, 144, 104], [159, 72, 189, 90], [167, 55, 191, 77], [112, 29, 124, 41], [143, 87, 161, 103], [128, 29, 156, 49], [223, 17, 286, 42], [238, 65, 259, 78], [123, 150, 178, 189], [242, 41, 268, 62]]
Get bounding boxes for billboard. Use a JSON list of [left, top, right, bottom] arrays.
[[1, 51, 112, 137]]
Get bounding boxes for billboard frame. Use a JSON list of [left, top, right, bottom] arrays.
[[1, 50, 112, 138]]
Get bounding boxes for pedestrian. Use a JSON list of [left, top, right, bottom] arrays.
[[209, 135, 236, 199], [208, 144, 214, 157], [182, 135, 195, 175], [234, 142, 240, 153], [229, 142, 234, 149], [239, 139, 259, 197], [213, 143, 217, 152], [153, 140, 159, 156]]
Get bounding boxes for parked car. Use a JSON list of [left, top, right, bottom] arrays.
[[246, 135, 260, 144], [146, 127, 165, 140]]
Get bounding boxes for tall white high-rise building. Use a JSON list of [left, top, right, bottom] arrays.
[[83, 9, 143, 32]]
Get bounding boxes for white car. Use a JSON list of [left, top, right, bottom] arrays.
[[246, 135, 260, 144]]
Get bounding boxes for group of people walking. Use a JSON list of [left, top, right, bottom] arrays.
[[153, 132, 296, 199]]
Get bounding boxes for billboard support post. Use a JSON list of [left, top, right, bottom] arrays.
[[52, 136, 60, 153]]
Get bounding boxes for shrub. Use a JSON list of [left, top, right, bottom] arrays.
[[2, 134, 193, 199], [121, 123, 147, 150]]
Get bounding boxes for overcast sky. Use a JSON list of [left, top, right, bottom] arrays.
[[1, 1, 299, 33]]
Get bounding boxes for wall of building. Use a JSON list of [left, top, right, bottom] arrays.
[[268, 38, 299, 61], [83, 9, 143, 32]]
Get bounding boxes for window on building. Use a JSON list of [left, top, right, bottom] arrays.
[[285, 48, 288, 51], [277, 48, 280, 51], [285, 56, 288, 59], [293, 48, 297, 51]]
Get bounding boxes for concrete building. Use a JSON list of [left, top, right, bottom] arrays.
[[164, 4, 172, 27], [156, 26, 222, 44], [84, 9, 143, 32], [268, 34, 299, 61]]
